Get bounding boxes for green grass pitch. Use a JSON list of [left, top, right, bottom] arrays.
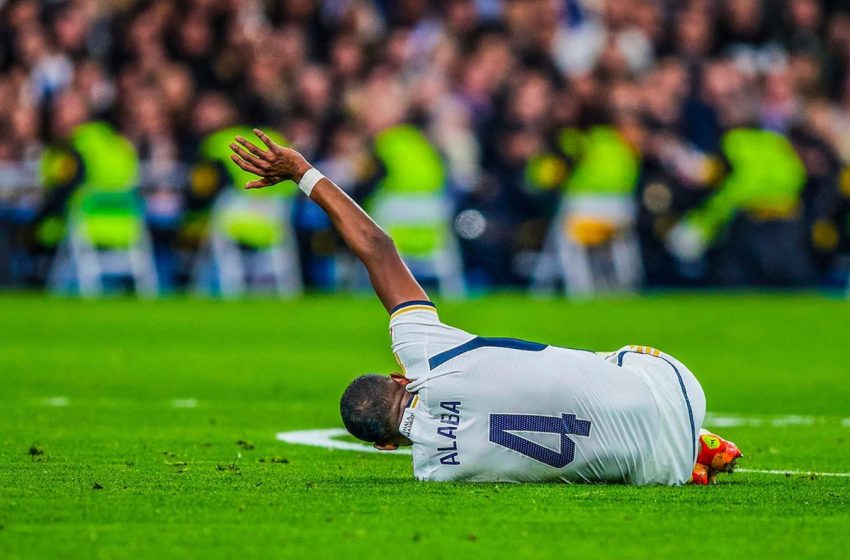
[[1, 293, 849, 559]]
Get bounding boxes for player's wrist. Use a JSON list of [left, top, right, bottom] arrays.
[[297, 166, 324, 197], [291, 161, 312, 184]]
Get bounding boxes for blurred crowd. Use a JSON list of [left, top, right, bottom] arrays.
[[2, 0, 850, 293]]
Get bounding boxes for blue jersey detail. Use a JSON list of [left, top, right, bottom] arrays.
[[428, 336, 547, 370], [390, 300, 436, 314], [616, 350, 697, 462]]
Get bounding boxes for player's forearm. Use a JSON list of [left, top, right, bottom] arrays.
[[309, 176, 394, 264]]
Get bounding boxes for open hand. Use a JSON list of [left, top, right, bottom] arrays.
[[229, 128, 312, 189]]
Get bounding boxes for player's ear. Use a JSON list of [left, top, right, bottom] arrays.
[[389, 373, 410, 387], [374, 442, 399, 451]]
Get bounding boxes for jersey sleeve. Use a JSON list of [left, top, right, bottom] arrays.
[[389, 300, 474, 382]]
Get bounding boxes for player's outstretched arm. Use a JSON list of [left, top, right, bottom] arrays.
[[229, 129, 428, 313]]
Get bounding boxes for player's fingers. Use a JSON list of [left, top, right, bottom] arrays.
[[229, 143, 268, 169], [230, 153, 266, 176], [253, 128, 279, 152], [235, 136, 272, 161], [245, 177, 279, 189]]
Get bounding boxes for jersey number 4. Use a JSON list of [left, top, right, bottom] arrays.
[[489, 413, 592, 468]]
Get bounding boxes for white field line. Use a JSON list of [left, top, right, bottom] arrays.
[[704, 413, 831, 428], [36, 397, 201, 408], [275, 427, 850, 477], [170, 398, 198, 408]]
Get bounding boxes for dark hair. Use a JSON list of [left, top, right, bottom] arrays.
[[340, 375, 397, 444]]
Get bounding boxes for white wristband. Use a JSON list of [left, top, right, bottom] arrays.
[[298, 167, 324, 197]]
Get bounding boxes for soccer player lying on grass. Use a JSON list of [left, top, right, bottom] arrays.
[[229, 129, 742, 485]]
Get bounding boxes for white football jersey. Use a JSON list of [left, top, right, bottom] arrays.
[[389, 301, 706, 485]]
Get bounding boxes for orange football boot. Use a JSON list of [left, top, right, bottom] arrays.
[[691, 429, 743, 485]]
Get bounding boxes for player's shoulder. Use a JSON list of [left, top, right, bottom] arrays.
[[389, 300, 477, 381], [389, 300, 440, 325], [389, 300, 475, 342]]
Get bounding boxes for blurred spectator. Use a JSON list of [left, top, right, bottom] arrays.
[[1, 0, 850, 292]]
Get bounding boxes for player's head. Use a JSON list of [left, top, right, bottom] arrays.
[[340, 373, 411, 450]]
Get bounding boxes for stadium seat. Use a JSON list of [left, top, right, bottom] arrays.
[[48, 123, 158, 297], [532, 126, 642, 296]]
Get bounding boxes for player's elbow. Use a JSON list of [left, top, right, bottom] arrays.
[[353, 227, 396, 262], [367, 229, 396, 258]]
